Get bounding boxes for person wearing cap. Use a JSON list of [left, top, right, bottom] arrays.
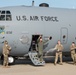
[[3, 40, 11, 68], [54, 40, 63, 65]]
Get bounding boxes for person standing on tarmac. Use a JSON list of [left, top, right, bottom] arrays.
[[3, 40, 11, 68], [70, 42, 76, 65], [37, 35, 51, 62], [54, 40, 63, 65]]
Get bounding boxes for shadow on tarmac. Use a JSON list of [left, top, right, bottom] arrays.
[[0, 56, 73, 66]]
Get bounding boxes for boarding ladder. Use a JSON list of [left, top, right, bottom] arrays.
[[28, 51, 45, 66]]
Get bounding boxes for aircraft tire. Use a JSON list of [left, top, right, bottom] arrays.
[[8, 56, 15, 65]]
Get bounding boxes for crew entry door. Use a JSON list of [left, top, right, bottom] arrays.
[[60, 27, 68, 44]]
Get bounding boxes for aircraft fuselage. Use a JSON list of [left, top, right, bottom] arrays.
[[0, 6, 76, 57]]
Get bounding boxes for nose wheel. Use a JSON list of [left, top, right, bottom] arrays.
[[8, 56, 15, 64]]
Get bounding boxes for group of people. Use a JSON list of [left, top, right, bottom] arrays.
[[2, 35, 76, 68], [54, 41, 76, 65], [37, 35, 63, 65], [37, 35, 76, 65]]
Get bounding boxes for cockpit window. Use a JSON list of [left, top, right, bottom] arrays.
[[2, 11, 5, 14], [6, 11, 11, 14], [0, 15, 5, 20], [0, 10, 12, 21], [6, 15, 12, 20]]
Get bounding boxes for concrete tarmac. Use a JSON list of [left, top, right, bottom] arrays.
[[0, 57, 76, 75]]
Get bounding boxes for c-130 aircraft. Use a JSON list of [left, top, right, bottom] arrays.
[[0, 3, 76, 65]]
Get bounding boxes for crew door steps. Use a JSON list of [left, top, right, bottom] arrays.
[[28, 51, 45, 66]]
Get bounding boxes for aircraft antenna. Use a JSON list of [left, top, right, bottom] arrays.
[[32, 0, 34, 6]]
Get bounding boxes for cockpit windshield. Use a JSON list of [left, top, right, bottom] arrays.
[[0, 10, 12, 21]]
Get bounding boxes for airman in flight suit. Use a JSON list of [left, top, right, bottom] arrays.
[[37, 35, 51, 61]]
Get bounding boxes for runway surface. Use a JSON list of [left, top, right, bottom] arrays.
[[0, 57, 76, 75]]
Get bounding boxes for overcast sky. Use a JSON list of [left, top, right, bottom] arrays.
[[0, 0, 76, 8]]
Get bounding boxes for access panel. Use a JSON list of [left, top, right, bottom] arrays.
[[60, 27, 68, 44]]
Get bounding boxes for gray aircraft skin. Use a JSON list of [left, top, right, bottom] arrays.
[[0, 6, 76, 60]]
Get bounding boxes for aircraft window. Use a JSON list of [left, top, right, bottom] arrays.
[[2, 11, 5, 14], [0, 10, 12, 21], [6, 11, 11, 14], [49, 36, 52, 40], [0, 15, 5, 20], [63, 35, 66, 39], [6, 15, 12, 20]]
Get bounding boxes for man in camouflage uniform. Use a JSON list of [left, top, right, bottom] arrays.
[[3, 40, 11, 67], [70, 42, 76, 65], [54, 40, 63, 65], [37, 35, 50, 61]]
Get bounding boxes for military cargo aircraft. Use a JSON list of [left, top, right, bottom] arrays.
[[0, 3, 76, 65]]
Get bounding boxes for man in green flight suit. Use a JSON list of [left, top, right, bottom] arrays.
[[37, 35, 51, 61]]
